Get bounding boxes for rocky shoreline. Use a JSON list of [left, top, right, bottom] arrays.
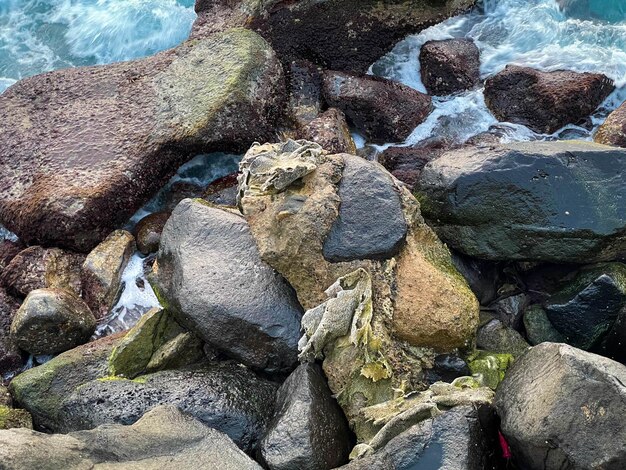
[[2, 0, 626, 469]]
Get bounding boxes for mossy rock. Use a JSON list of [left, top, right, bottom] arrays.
[[0, 406, 32, 429], [468, 351, 514, 390]]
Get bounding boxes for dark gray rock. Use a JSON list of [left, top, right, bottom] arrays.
[[490, 293, 529, 330], [287, 60, 323, 128], [260, 363, 351, 470], [523, 305, 565, 346], [416, 141, 626, 263], [152, 199, 303, 373], [59, 362, 277, 452], [134, 211, 171, 255], [0, 405, 262, 470], [419, 38, 480, 96], [339, 405, 502, 470], [424, 354, 471, 385], [323, 155, 407, 262], [476, 319, 529, 358], [495, 342, 626, 469], [451, 253, 500, 306]]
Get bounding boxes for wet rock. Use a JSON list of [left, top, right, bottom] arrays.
[[322, 71, 432, 143], [484, 65, 614, 134], [0, 406, 32, 430], [0, 246, 84, 298], [424, 354, 471, 385], [0, 405, 261, 469], [523, 305, 565, 345], [468, 351, 514, 390], [378, 143, 446, 190], [0, 29, 285, 252], [10, 288, 96, 355], [0, 385, 11, 407], [0, 240, 22, 277], [477, 319, 529, 358], [134, 212, 170, 255], [490, 293, 529, 330], [340, 404, 502, 469], [151, 199, 303, 373], [9, 333, 122, 431], [596, 100, 626, 148], [58, 362, 276, 452], [287, 60, 323, 128], [81, 230, 135, 319], [496, 342, 626, 469], [417, 141, 626, 262], [300, 108, 356, 154], [419, 38, 481, 95], [451, 253, 500, 306], [322, 154, 407, 262], [164, 182, 205, 210], [260, 363, 351, 470], [202, 173, 239, 207], [0, 288, 20, 334]]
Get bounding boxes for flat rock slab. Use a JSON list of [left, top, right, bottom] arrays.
[[0, 29, 284, 252], [417, 141, 626, 263]]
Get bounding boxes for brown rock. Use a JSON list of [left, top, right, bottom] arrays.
[[484, 65, 615, 134], [164, 182, 205, 211], [0, 241, 23, 277], [287, 60, 324, 128], [0, 246, 83, 299], [0, 29, 286, 252], [378, 141, 448, 189], [322, 70, 432, 143], [595, 100, 626, 148], [419, 38, 481, 96], [0, 291, 23, 382], [300, 108, 357, 154], [134, 212, 170, 255], [202, 173, 239, 207], [0, 289, 19, 334]]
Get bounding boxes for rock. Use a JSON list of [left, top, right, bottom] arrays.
[[596, 100, 626, 148], [0, 405, 261, 469], [419, 38, 481, 95], [322, 71, 432, 143], [490, 293, 529, 330], [484, 65, 614, 134], [134, 212, 170, 255], [0, 246, 84, 298], [287, 60, 323, 128], [424, 354, 471, 385], [0, 406, 32, 430], [0, 29, 285, 252], [468, 351, 514, 390], [451, 253, 500, 306], [202, 173, 239, 207], [339, 404, 502, 470], [416, 141, 626, 262], [300, 108, 357, 154], [108, 307, 204, 379], [260, 363, 352, 470], [523, 305, 565, 346], [0, 288, 20, 334], [558, 0, 626, 22], [151, 199, 303, 373], [0, 240, 22, 277], [58, 362, 276, 452], [81, 230, 135, 319], [0, 290, 23, 382], [0, 385, 11, 407], [477, 319, 529, 358], [9, 333, 122, 431], [378, 142, 446, 190], [164, 182, 205, 210], [496, 342, 626, 469]]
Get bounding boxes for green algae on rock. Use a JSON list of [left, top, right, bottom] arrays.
[[0, 406, 32, 430], [468, 352, 515, 390]]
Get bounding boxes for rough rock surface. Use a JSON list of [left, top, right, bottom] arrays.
[[378, 142, 447, 190], [0, 29, 285, 252], [523, 305, 565, 346], [496, 343, 626, 469], [0, 240, 23, 277], [81, 230, 135, 319], [417, 141, 626, 262], [322, 71, 432, 143], [0, 405, 261, 470], [299, 108, 356, 155], [484, 65, 614, 134], [286, 60, 323, 128], [0, 406, 32, 430], [151, 199, 303, 373], [260, 363, 352, 470], [476, 319, 529, 358], [596, 100, 626, 148], [134, 211, 171, 254], [202, 173, 239, 207], [58, 362, 276, 452], [10, 288, 96, 355], [419, 38, 481, 95]]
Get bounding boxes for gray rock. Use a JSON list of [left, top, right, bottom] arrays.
[[491, 293, 529, 330], [495, 342, 626, 469], [0, 405, 261, 470], [58, 362, 277, 452], [477, 319, 529, 358], [260, 363, 351, 470], [417, 141, 626, 263], [152, 199, 303, 373], [10, 288, 96, 355], [419, 38, 481, 96], [323, 155, 407, 262], [523, 305, 565, 346]]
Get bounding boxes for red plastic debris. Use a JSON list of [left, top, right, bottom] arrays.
[[498, 430, 512, 459]]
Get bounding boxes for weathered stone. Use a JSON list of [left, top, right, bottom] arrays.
[[417, 141, 626, 262], [0, 406, 32, 430], [0, 288, 19, 334], [322, 71, 432, 143], [300, 108, 356, 155], [134, 212, 170, 255], [0, 385, 11, 407], [260, 363, 351, 470], [596, 100, 626, 148], [287, 59, 323, 128], [151, 199, 303, 373], [496, 342, 626, 469], [476, 319, 529, 358], [0, 405, 261, 470], [0, 29, 285, 252], [10, 288, 96, 355], [58, 362, 277, 452], [484, 65, 614, 134], [81, 230, 135, 319], [378, 142, 446, 190], [202, 172, 239, 207], [0, 335, 24, 384], [322, 154, 407, 262], [419, 38, 480, 95], [0, 246, 83, 298], [0, 240, 22, 277], [523, 305, 565, 346], [468, 351, 514, 390], [491, 293, 529, 330]]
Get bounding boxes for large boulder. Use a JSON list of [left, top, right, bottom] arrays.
[[151, 199, 303, 373], [484, 65, 614, 134], [322, 71, 432, 143], [0, 29, 285, 252], [0, 405, 261, 470], [416, 141, 626, 263], [495, 343, 626, 469], [419, 38, 481, 96], [596, 100, 626, 148]]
